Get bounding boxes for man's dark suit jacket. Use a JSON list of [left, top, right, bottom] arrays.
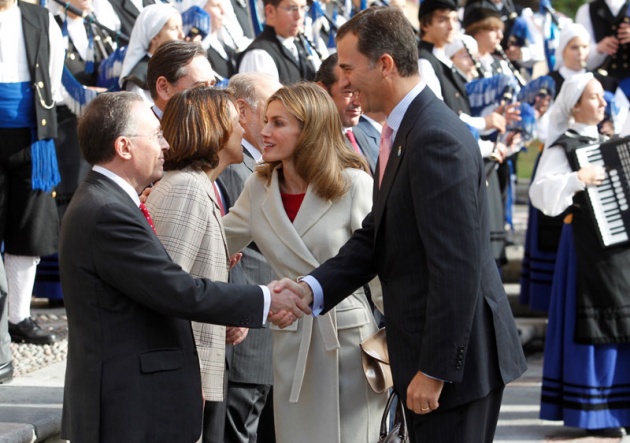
[[351, 125, 379, 175], [310, 87, 526, 410], [59, 171, 264, 443]]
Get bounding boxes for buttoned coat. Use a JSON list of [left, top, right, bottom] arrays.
[[146, 168, 228, 401], [59, 171, 264, 443], [223, 167, 386, 443], [310, 87, 527, 414]]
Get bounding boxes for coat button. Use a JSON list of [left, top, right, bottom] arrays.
[[38, 81, 44, 88], [36, 63, 39, 68], [612, 63, 618, 69], [41, 118, 47, 126], [454, 92, 460, 98]]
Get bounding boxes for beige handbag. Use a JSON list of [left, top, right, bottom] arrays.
[[360, 327, 393, 394]]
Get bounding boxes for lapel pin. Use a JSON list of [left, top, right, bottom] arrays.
[[397, 146, 402, 157]]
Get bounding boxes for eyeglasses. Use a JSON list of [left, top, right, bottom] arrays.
[[341, 89, 359, 98], [277, 4, 308, 14], [126, 130, 166, 144]]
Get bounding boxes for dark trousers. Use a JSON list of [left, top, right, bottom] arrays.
[[202, 369, 228, 443], [406, 386, 505, 443], [224, 382, 271, 443]]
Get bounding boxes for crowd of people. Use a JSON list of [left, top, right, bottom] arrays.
[[1, 0, 630, 441]]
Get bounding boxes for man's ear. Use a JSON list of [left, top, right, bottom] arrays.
[[264, 3, 275, 22], [114, 135, 133, 160], [155, 76, 172, 102], [379, 53, 396, 77]]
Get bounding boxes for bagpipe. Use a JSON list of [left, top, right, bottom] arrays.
[[48, 0, 130, 114], [540, 0, 561, 73]]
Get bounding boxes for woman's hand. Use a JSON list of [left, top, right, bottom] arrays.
[[226, 327, 249, 345], [578, 164, 606, 186]]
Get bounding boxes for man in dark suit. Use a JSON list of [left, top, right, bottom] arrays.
[[58, 92, 309, 443], [220, 72, 281, 443], [276, 7, 526, 443], [315, 53, 379, 174]]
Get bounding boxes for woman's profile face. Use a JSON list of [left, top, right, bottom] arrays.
[[573, 79, 606, 126], [222, 101, 245, 165], [152, 15, 185, 49], [261, 100, 302, 165]]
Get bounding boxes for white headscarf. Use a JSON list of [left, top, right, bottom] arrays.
[[119, 3, 180, 86], [546, 72, 594, 147], [445, 34, 478, 60], [554, 22, 591, 70]]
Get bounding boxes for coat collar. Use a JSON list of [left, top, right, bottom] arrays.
[[261, 167, 332, 268]]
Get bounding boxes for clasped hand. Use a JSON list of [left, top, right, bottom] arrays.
[[266, 278, 314, 328]]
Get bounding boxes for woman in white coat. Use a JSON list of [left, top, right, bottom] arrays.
[[222, 82, 387, 443]]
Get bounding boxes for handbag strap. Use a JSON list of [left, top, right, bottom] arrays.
[[380, 390, 410, 440]]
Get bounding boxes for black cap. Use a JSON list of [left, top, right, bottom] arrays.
[[418, 0, 457, 20], [462, 0, 501, 29]]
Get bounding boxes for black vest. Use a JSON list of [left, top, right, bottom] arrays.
[[238, 25, 316, 85], [549, 70, 620, 99], [555, 131, 630, 344], [19, 0, 57, 140], [418, 40, 471, 116], [106, 0, 154, 39], [121, 54, 150, 90], [590, 0, 630, 80], [207, 44, 237, 80]]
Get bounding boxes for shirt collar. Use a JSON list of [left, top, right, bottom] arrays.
[[242, 139, 263, 162], [386, 81, 426, 135], [92, 165, 141, 206]]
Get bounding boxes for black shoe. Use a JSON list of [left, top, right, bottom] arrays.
[[0, 361, 13, 384], [9, 318, 56, 345], [586, 427, 626, 438]]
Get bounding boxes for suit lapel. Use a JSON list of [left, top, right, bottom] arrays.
[[241, 147, 257, 174], [373, 88, 435, 232], [352, 127, 378, 174], [260, 169, 322, 269]]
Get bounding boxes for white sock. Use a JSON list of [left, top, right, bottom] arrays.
[[5, 254, 40, 325]]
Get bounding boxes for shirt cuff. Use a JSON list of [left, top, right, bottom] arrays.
[[298, 275, 324, 316], [259, 285, 271, 324]]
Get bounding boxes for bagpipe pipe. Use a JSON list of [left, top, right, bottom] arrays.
[[50, 0, 130, 115], [465, 73, 538, 163]]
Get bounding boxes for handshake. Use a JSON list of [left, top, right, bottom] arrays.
[[266, 278, 315, 328]]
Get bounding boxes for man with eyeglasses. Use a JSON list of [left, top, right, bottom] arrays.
[[58, 91, 310, 443], [237, 0, 320, 84]]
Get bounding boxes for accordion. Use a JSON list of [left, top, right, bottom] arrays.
[[572, 136, 630, 248]]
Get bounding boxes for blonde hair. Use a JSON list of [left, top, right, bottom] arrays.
[[256, 82, 369, 201], [465, 16, 504, 36]]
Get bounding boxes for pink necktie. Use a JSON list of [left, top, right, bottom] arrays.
[[378, 123, 394, 186], [345, 129, 362, 154], [139, 202, 157, 234], [213, 182, 226, 217]]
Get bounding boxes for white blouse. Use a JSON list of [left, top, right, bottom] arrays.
[[529, 122, 600, 217]]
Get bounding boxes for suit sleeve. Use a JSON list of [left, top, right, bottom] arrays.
[[309, 172, 379, 311], [408, 126, 483, 382], [91, 200, 264, 328], [222, 175, 256, 255]]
